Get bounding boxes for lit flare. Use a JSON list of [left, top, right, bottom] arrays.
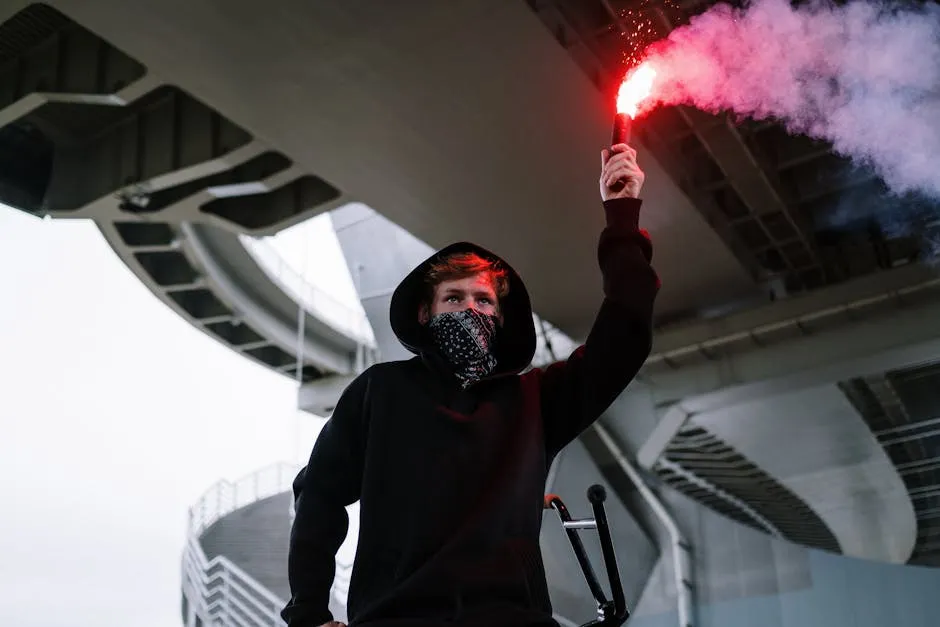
[[609, 62, 656, 193], [616, 62, 657, 118]]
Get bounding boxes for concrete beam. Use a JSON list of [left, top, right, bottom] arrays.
[[63, 146, 344, 237], [647, 282, 940, 411], [0, 4, 346, 235], [44, 0, 757, 335], [0, 19, 156, 127], [633, 264, 940, 467], [0, 16, 366, 381], [632, 109, 769, 285], [634, 288, 940, 469], [201, 173, 340, 235], [43, 87, 263, 217], [647, 262, 938, 368], [110, 153, 301, 234]]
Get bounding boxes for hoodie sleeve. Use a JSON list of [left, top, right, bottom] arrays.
[[281, 371, 370, 627], [539, 197, 659, 457]]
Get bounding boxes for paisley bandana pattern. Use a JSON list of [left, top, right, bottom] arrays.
[[428, 308, 498, 388]]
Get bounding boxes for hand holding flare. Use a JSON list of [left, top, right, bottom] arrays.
[[602, 63, 656, 200]]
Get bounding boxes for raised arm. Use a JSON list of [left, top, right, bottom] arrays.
[[540, 144, 660, 456], [281, 371, 370, 627]]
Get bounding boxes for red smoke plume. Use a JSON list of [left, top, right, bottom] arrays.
[[618, 0, 940, 199]]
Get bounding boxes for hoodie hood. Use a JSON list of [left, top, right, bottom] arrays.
[[389, 242, 537, 376]]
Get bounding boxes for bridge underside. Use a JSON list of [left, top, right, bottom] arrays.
[[1, 2, 938, 621]]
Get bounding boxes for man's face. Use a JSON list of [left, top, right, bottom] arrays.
[[421, 273, 500, 322]]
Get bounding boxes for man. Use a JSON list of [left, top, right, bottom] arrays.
[[282, 143, 659, 627]]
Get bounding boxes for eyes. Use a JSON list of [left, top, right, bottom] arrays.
[[444, 295, 494, 307]]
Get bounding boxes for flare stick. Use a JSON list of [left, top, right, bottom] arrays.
[[609, 113, 632, 193]]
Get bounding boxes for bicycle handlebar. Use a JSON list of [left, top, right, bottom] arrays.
[[545, 484, 630, 627]]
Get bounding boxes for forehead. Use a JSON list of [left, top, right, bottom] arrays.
[[435, 273, 496, 295]]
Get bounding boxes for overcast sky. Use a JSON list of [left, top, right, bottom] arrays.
[[0, 207, 359, 627]]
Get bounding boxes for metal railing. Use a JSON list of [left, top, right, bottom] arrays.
[[183, 462, 355, 626], [181, 535, 354, 627], [240, 235, 376, 348], [241, 226, 585, 371], [182, 535, 287, 627], [188, 463, 301, 538]]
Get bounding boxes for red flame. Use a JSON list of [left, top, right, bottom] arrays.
[[616, 62, 657, 118]]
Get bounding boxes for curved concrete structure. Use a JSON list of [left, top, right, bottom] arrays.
[[1, 0, 938, 580], [692, 385, 917, 564], [24, 0, 758, 339], [0, 3, 373, 380], [627, 481, 940, 627], [96, 217, 374, 379]]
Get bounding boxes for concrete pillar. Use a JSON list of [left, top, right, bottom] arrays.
[[297, 374, 357, 416], [329, 203, 435, 363], [296, 203, 436, 416], [598, 382, 663, 461]]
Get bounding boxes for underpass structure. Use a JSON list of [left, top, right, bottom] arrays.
[[0, 3, 374, 382], [2, 1, 939, 625]]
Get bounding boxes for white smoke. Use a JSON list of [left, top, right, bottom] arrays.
[[640, 0, 940, 199]]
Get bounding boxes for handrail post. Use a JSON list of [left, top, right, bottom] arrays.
[[183, 464, 308, 627], [200, 498, 207, 536], [221, 570, 230, 625], [593, 423, 694, 627]]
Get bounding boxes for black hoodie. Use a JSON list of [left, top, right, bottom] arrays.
[[282, 197, 660, 627]]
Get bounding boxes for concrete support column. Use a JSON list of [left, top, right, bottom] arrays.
[[329, 203, 434, 364], [297, 204, 438, 416], [297, 374, 357, 416]]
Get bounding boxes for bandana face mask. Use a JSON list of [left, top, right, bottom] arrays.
[[427, 308, 499, 388]]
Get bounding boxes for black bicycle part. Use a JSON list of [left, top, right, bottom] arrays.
[[544, 484, 630, 626]]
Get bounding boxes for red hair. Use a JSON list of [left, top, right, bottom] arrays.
[[423, 252, 510, 306]]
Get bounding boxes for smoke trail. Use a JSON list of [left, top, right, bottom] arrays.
[[638, 0, 940, 200]]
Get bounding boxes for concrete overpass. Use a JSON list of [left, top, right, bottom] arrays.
[[2, 1, 938, 622]]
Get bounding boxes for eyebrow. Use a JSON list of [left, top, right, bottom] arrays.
[[441, 287, 496, 299]]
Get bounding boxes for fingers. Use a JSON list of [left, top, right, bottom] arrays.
[[599, 143, 643, 199], [605, 144, 637, 165], [609, 143, 633, 155], [603, 164, 644, 190], [604, 172, 644, 189], [601, 146, 639, 179], [602, 143, 634, 164], [602, 149, 644, 189]]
